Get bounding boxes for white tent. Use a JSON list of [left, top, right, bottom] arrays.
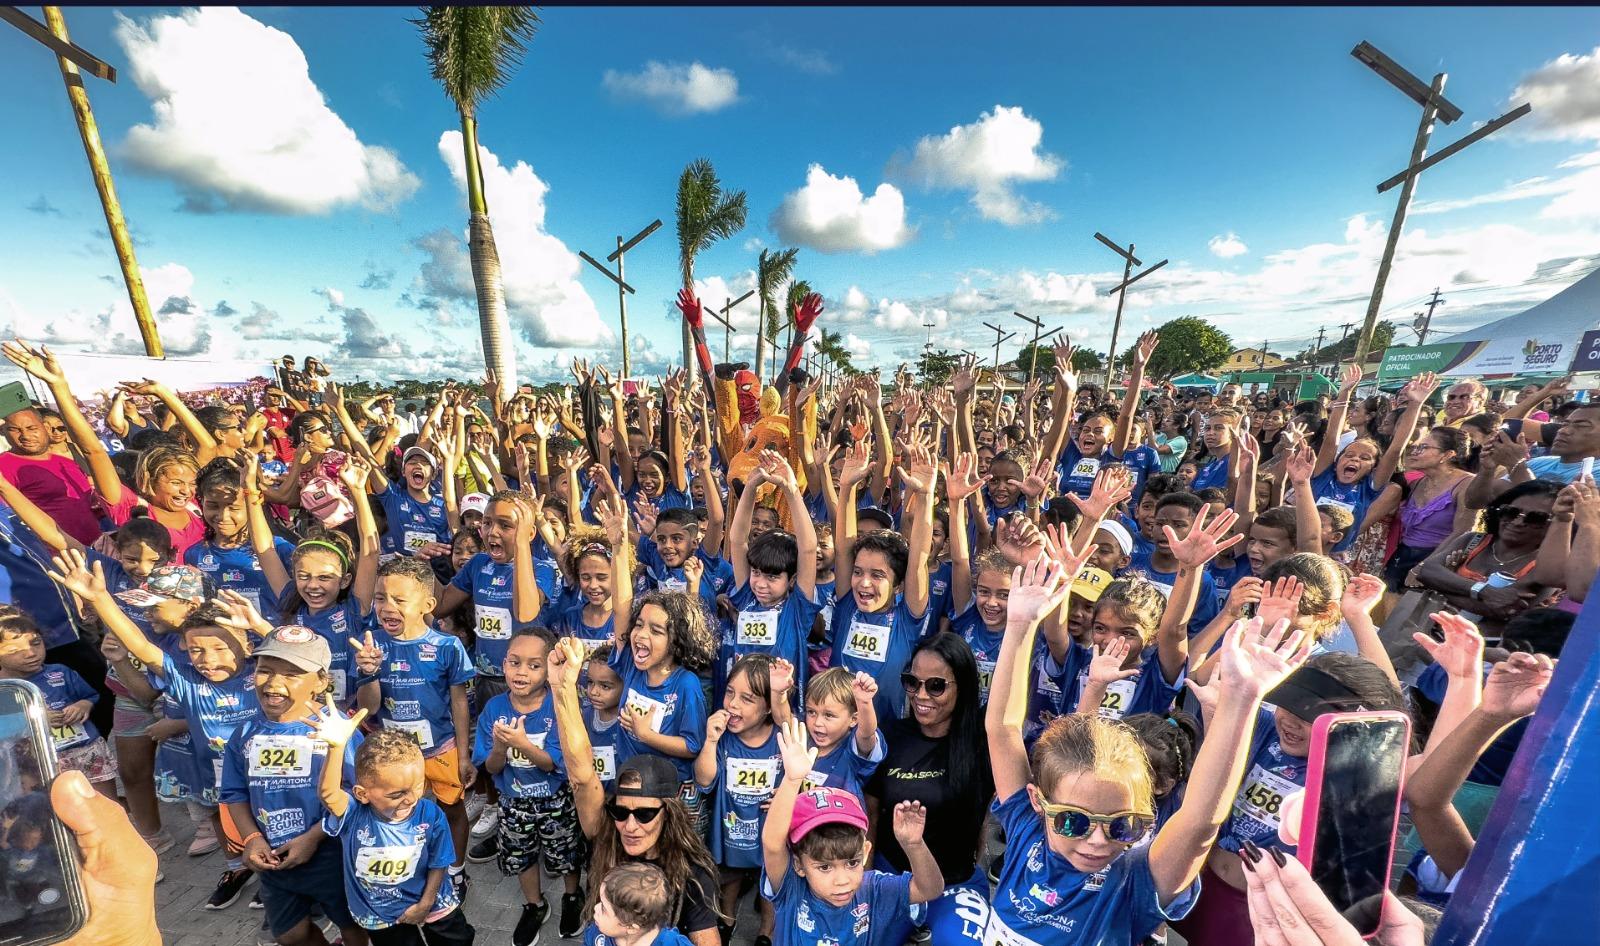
[[1433, 264, 1600, 376]]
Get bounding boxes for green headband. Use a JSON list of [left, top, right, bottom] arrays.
[[297, 539, 350, 572]]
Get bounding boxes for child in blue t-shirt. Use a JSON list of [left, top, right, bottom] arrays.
[[584, 862, 695, 946], [721, 452, 820, 702], [759, 719, 941, 946], [351, 555, 477, 893], [634, 507, 728, 618], [583, 643, 624, 794], [311, 715, 474, 945], [186, 458, 294, 618], [472, 627, 585, 940], [372, 445, 456, 557], [0, 612, 114, 796], [778, 666, 882, 802], [694, 654, 782, 939], [436, 492, 545, 680]]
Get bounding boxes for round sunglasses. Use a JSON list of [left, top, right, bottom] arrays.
[[1036, 797, 1152, 844], [900, 672, 950, 697]]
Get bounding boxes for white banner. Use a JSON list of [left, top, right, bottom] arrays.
[[1441, 336, 1571, 377]]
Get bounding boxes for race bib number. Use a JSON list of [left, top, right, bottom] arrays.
[[1095, 677, 1138, 721], [624, 691, 668, 734], [248, 734, 315, 778], [659, 577, 688, 593], [330, 669, 348, 703], [593, 745, 616, 782], [736, 609, 780, 648], [235, 588, 262, 615], [1234, 763, 1300, 830], [385, 717, 435, 751], [976, 659, 996, 700], [507, 729, 547, 768], [726, 757, 779, 797], [49, 721, 87, 749], [404, 530, 434, 552], [983, 909, 1046, 946], [1070, 456, 1102, 483], [841, 618, 890, 664], [476, 605, 513, 641], [354, 844, 422, 886]]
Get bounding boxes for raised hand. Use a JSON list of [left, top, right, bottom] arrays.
[[1483, 431, 1530, 473], [945, 452, 989, 502], [1166, 505, 1243, 570], [951, 355, 977, 399], [896, 443, 939, 495], [993, 516, 1045, 565], [214, 591, 271, 638], [704, 709, 731, 744], [46, 549, 107, 602], [1004, 554, 1071, 628], [776, 717, 816, 780], [769, 658, 796, 697], [892, 800, 929, 848], [632, 496, 660, 538], [1413, 612, 1485, 680], [1402, 371, 1440, 406], [1255, 576, 1304, 631], [676, 288, 704, 330], [348, 630, 384, 676], [303, 694, 367, 748], [1215, 616, 1313, 704], [1133, 330, 1160, 368], [839, 440, 874, 489], [760, 450, 800, 492], [1338, 361, 1362, 393], [2, 339, 65, 385], [548, 637, 585, 693], [792, 292, 824, 333], [1480, 652, 1555, 723], [339, 453, 372, 493], [1340, 574, 1385, 623], [681, 554, 704, 594], [1088, 638, 1140, 686], [1284, 443, 1316, 484], [1018, 454, 1055, 499], [1068, 465, 1135, 523], [851, 671, 878, 706]]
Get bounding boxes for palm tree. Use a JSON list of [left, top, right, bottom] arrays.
[[675, 159, 748, 371], [754, 248, 798, 383], [416, 6, 539, 401]]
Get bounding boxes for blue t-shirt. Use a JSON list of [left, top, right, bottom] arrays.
[[1526, 455, 1588, 484], [1121, 445, 1163, 503], [763, 865, 913, 946], [803, 729, 885, 802], [1309, 468, 1383, 554], [554, 603, 615, 659], [1413, 662, 1524, 786], [705, 724, 782, 868], [1056, 441, 1114, 498], [1208, 557, 1253, 614], [1191, 453, 1230, 492], [1026, 636, 1090, 746], [449, 552, 536, 677], [0, 500, 83, 649], [636, 539, 730, 617], [325, 794, 460, 930], [829, 594, 926, 721], [1217, 707, 1304, 855], [720, 584, 822, 701], [1126, 549, 1220, 638], [362, 628, 475, 759], [153, 691, 202, 801], [626, 484, 692, 512], [220, 715, 360, 846], [812, 579, 839, 656], [1071, 645, 1184, 721], [27, 664, 100, 751], [185, 539, 294, 618], [924, 561, 953, 636], [294, 596, 364, 705], [377, 482, 451, 556], [584, 927, 694, 946], [609, 649, 707, 784], [157, 654, 259, 803], [583, 703, 622, 794], [925, 788, 1198, 944], [471, 691, 566, 798], [951, 605, 1004, 703]]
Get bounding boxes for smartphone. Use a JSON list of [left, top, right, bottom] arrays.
[[1297, 711, 1409, 939], [0, 680, 89, 945]]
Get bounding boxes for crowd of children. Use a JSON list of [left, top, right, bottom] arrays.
[[0, 321, 1589, 946]]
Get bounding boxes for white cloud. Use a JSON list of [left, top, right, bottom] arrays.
[[1511, 45, 1600, 141], [898, 105, 1064, 225], [431, 131, 609, 347], [1208, 233, 1249, 258], [602, 61, 739, 116], [842, 333, 873, 362], [770, 165, 912, 253], [114, 7, 417, 214], [834, 285, 947, 332]]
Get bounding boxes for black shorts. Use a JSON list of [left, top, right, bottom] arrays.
[[368, 907, 475, 946], [257, 838, 356, 937]]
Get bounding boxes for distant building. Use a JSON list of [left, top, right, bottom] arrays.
[[1222, 347, 1287, 372]]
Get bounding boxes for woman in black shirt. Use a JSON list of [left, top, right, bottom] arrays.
[[866, 631, 993, 887]]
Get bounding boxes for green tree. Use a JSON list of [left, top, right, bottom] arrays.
[[754, 249, 798, 379], [1136, 316, 1232, 381], [676, 159, 748, 371], [916, 348, 960, 385], [1012, 342, 1105, 377], [416, 6, 540, 402], [1303, 320, 1396, 363]]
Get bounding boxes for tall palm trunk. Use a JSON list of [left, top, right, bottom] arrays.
[[459, 114, 516, 398]]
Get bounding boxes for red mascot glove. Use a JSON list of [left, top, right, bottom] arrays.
[[676, 288, 704, 331], [791, 293, 823, 334]]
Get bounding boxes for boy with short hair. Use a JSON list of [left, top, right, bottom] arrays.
[[634, 506, 728, 616], [760, 719, 942, 946], [588, 862, 694, 946], [1126, 493, 1221, 636], [352, 555, 476, 896]]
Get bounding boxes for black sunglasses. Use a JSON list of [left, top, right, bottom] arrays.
[[605, 801, 664, 825], [901, 673, 950, 697], [1498, 508, 1553, 527]]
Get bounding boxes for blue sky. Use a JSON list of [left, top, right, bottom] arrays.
[[2, 6, 1598, 386]]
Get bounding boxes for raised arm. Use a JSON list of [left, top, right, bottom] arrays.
[[124, 379, 218, 464], [0, 475, 81, 553], [1315, 363, 1363, 476], [241, 454, 290, 599], [945, 453, 986, 614], [47, 549, 164, 670], [898, 445, 937, 620], [3, 341, 123, 505], [596, 495, 633, 652], [1285, 445, 1323, 554], [1111, 331, 1158, 457], [1159, 506, 1243, 683], [987, 556, 1073, 799], [833, 440, 873, 587]]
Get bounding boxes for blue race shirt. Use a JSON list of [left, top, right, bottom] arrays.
[[1191, 453, 1230, 492], [763, 866, 913, 946], [635, 539, 729, 617], [719, 584, 822, 702], [1308, 468, 1382, 554], [363, 628, 475, 759], [926, 788, 1198, 944], [1217, 707, 1304, 855], [449, 552, 535, 677], [583, 927, 694, 946], [924, 561, 953, 636], [1056, 441, 1114, 498], [158, 654, 258, 803], [1071, 645, 1184, 721], [26, 664, 100, 751], [1126, 549, 1220, 638], [295, 596, 363, 705], [952, 605, 1005, 703], [583, 704, 622, 794], [706, 724, 782, 868], [1122, 445, 1163, 503], [377, 482, 451, 556], [608, 649, 708, 784], [553, 603, 615, 661], [185, 539, 294, 618], [325, 793, 459, 930], [829, 595, 926, 721], [0, 500, 83, 648], [220, 715, 360, 846], [803, 729, 885, 802], [471, 691, 566, 798], [1025, 637, 1090, 746]]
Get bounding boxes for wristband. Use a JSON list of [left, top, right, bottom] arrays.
[[241, 832, 263, 847]]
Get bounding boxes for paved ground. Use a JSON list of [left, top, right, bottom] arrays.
[[151, 804, 763, 946]]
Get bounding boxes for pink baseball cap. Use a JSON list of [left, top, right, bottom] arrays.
[[787, 787, 868, 844], [300, 475, 354, 528]]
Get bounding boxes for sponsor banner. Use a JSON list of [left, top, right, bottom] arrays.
[[1376, 343, 1475, 381], [1569, 331, 1600, 373], [1441, 336, 1571, 377]]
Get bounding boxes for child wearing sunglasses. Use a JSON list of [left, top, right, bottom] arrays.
[[760, 718, 942, 946], [929, 554, 1311, 946]]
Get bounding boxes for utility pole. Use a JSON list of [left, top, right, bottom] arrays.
[[1312, 325, 1327, 364], [4, 6, 162, 356], [981, 321, 1017, 395], [1014, 310, 1044, 378], [708, 290, 752, 363], [1348, 41, 1531, 366], [579, 218, 661, 379], [1094, 232, 1169, 380], [1258, 342, 1269, 370], [1413, 287, 1445, 345]]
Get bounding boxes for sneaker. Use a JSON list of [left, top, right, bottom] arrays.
[[910, 927, 931, 944], [514, 900, 550, 946], [188, 821, 220, 857], [467, 833, 499, 863], [450, 869, 469, 901], [205, 868, 254, 910], [142, 830, 177, 856], [470, 803, 499, 839], [559, 892, 583, 938], [250, 891, 264, 909], [465, 791, 488, 826], [754, 937, 772, 946]]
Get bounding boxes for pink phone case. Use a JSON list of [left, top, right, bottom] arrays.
[[1297, 710, 1410, 939]]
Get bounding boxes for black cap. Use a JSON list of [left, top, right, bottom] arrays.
[[615, 755, 680, 799], [1265, 665, 1368, 721], [857, 506, 894, 530]]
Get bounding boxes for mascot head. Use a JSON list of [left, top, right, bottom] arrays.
[[734, 368, 760, 425]]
